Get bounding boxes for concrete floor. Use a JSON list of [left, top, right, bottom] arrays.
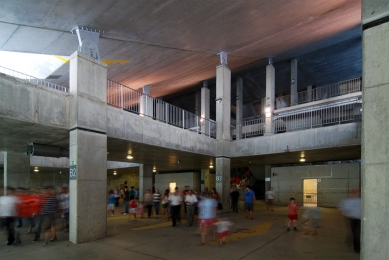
[[0, 201, 360, 260]]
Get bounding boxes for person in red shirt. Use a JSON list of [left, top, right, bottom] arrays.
[[287, 197, 299, 231]]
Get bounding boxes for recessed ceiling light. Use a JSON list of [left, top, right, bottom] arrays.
[[127, 155, 133, 159], [209, 165, 214, 168], [300, 158, 306, 162], [34, 167, 39, 172], [153, 169, 156, 172], [113, 171, 117, 175]]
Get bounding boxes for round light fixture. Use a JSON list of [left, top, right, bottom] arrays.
[[300, 158, 306, 162], [153, 169, 156, 173], [209, 165, 214, 169], [113, 171, 117, 175], [127, 155, 133, 159], [34, 167, 39, 172]]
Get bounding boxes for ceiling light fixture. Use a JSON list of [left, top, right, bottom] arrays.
[[209, 165, 214, 169], [113, 170, 117, 175], [153, 169, 156, 173], [300, 158, 306, 162], [127, 155, 133, 159], [34, 167, 39, 172]]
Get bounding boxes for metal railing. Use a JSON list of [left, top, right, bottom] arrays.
[[107, 79, 216, 138], [303, 193, 317, 204], [276, 77, 362, 109], [274, 99, 362, 133], [231, 117, 264, 139], [0, 65, 68, 92]]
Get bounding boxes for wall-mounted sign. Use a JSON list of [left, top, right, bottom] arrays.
[[216, 175, 222, 182], [70, 165, 77, 180]]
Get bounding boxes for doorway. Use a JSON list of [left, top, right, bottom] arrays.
[[169, 182, 176, 193], [303, 179, 317, 207]]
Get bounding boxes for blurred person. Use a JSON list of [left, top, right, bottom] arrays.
[[36, 187, 58, 245], [194, 190, 201, 219], [122, 186, 129, 215], [201, 187, 210, 197], [287, 197, 299, 231], [153, 189, 161, 216], [198, 192, 217, 245], [129, 186, 135, 200], [136, 199, 144, 218], [129, 196, 138, 221], [244, 185, 256, 219], [114, 187, 120, 207], [161, 189, 169, 220], [107, 190, 115, 217], [265, 187, 275, 211], [0, 187, 20, 245], [168, 187, 182, 227], [134, 188, 139, 197], [58, 186, 69, 231], [214, 214, 233, 247], [211, 188, 222, 212], [338, 188, 361, 253], [185, 189, 197, 227], [230, 186, 240, 213], [144, 189, 154, 218]]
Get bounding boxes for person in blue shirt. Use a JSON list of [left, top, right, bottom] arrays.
[[107, 190, 116, 217], [244, 185, 256, 219]]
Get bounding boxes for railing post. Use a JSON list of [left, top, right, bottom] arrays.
[[182, 110, 185, 129], [120, 84, 123, 108]]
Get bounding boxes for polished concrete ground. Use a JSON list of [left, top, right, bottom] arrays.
[[0, 201, 359, 260]]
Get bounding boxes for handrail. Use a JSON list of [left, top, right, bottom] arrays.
[[275, 77, 362, 109], [106, 79, 216, 138], [0, 65, 68, 92]]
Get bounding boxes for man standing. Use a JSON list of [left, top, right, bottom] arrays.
[[185, 189, 197, 226], [168, 187, 182, 227], [244, 185, 256, 219], [230, 186, 240, 213], [122, 186, 130, 215], [153, 189, 161, 215], [0, 187, 20, 245], [129, 186, 135, 200]]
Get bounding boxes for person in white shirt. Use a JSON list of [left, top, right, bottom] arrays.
[[0, 187, 20, 245], [185, 189, 198, 226], [168, 187, 182, 227]]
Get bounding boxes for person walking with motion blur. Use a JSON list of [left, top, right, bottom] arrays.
[[168, 187, 182, 227], [144, 189, 153, 218], [287, 197, 299, 231], [161, 189, 170, 220], [185, 189, 197, 227], [0, 187, 20, 246], [107, 190, 115, 217], [214, 214, 233, 247], [129, 196, 139, 221], [153, 189, 161, 216]]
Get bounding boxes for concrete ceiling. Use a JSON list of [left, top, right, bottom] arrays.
[[0, 0, 361, 99], [0, 0, 363, 172]]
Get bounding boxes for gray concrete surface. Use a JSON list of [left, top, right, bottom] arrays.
[[0, 201, 359, 260]]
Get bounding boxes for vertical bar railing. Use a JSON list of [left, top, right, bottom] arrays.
[[106, 79, 216, 138]]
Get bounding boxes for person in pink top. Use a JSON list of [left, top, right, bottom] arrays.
[[287, 197, 299, 231]]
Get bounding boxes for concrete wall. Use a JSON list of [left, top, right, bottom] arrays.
[[0, 73, 69, 128], [155, 172, 200, 192], [271, 162, 360, 207], [106, 106, 217, 156], [231, 123, 361, 157], [107, 173, 139, 192]]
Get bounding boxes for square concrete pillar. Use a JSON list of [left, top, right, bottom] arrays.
[[216, 64, 231, 140], [290, 59, 298, 106], [201, 81, 210, 135], [265, 63, 275, 135], [69, 51, 107, 244], [236, 77, 243, 140], [215, 157, 230, 212], [361, 4, 389, 258], [3, 152, 30, 191], [139, 164, 153, 201]]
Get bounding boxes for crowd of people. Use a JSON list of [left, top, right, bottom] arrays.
[[0, 185, 69, 246]]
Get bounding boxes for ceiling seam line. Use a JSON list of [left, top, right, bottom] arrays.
[[0, 25, 20, 50]]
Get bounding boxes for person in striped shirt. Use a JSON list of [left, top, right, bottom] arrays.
[[153, 189, 161, 215]]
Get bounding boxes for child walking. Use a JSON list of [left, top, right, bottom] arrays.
[[287, 197, 299, 231], [214, 215, 233, 247], [129, 196, 138, 221]]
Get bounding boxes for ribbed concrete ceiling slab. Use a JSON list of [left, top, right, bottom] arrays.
[[0, 0, 361, 98]]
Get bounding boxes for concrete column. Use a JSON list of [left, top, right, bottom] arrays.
[[140, 85, 153, 117], [201, 80, 210, 135], [236, 77, 243, 140], [307, 85, 313, 102], [139, 164, 153, 201], [69, 51, 107, 244], [265, 59, 275, 135], [216, 157, 230, 212], [290, 59, 298, 106], [361, 2, 389, 258], [3, 152, 30, 190], [203, 169, 214, 191], [216, 64, 231, 140]]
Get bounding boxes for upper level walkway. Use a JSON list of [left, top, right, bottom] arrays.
[[0, 69, 361, 167]]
